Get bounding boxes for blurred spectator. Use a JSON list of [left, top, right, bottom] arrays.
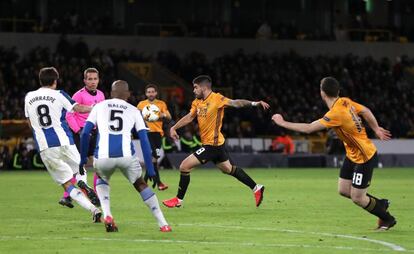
[[334, 25, 348, 41], [270, 130, 295, 154], [0, 145, 10, 169], [256, 21, 272, 39]]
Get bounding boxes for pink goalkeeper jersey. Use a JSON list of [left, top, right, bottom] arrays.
[[66, 87, 105, 133]]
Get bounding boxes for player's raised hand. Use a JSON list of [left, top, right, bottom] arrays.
[[254, 101, 270, 110], [375, 127, 392, 141], [272, 114, 285, 126], [170, 127, 179, 141]]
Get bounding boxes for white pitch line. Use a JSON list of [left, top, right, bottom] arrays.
[[0, 235, 404, 253], [3, 218, 410, 252], [178, 223, 407, 252]]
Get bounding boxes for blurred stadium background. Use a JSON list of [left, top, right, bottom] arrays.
[[1, 0, 414, 169]]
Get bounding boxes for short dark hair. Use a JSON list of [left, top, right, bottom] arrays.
[[145, 83, 158, 92], [192, 75, 212, 86], [39, 67, 59, 87], [83, 67, 99, 79], [321, 77, 340, 97]]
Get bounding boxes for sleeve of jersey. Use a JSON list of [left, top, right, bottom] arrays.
[[190, 100, 197, 117], [86, 106, 98, 125], [350, 99, 365, 114], [318, 110, 342, 128], [134, 110, 148, 131], [220, 96, 231, 108], [59, 90, 77, 111], [136, 102, 143, 111], [137, 129, 155, 177]]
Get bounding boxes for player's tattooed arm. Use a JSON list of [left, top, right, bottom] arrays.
[[228, 100, 270, 110]]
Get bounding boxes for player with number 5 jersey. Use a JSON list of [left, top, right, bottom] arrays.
[[80, 80, 171, 232], [272, 76, 396, 231]]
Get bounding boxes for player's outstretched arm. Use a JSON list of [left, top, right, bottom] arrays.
[[359, 107, 392, 140], [170, 112, 195, 141], [73, 104, 93, 113], [272, 114, 325, 134], [228, 99, 270, 110]]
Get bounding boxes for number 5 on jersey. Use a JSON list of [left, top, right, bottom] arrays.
[[109, 110, 123, 131]]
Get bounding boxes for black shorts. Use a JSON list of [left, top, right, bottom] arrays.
[[148, 132, 162, 159], [193, 144, 230, 165], [73, 129, 97, 157], [340, 153, 378, 189]]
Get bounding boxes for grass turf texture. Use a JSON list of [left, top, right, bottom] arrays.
[[0, 168, 413, 254]]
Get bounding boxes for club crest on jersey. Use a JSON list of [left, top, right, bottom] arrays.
[[197, 107, 208, 117], [323, 116, 331, 122]]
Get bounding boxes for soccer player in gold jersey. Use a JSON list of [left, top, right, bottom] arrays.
[[272, 77, 396, 230], [137, 84, 171, 190], [163, 75, 270, 208]]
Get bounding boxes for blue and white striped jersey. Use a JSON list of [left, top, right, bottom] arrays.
[[86, 98, 147, 159], [24, 88, 76, 151]]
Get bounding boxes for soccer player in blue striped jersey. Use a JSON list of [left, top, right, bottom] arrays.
[[80, 80, 171, 232], [24, 67, 102, 222]]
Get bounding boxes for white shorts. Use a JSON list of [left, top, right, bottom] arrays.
[[40, 145, 80, 185], [93, 156, 142, 184]]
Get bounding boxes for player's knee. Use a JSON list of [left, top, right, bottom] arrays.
[[221, 165, 234, 175], [179, 165, 191, 174], [179, 163, 192, 173], [133, 177, 148, 191]]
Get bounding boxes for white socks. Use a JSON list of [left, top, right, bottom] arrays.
[[96, 182, 112, 218], [67, 185, 96, 212], [140, 187, 168, 227]]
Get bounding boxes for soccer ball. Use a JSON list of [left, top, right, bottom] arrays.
[[142, 104, 160, 122]]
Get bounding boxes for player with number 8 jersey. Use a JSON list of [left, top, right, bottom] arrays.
[[24, 67, 102, 222], [163, 75, 270, 209]]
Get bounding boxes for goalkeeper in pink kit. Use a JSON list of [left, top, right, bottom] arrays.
[[59, 68, 105, 208]]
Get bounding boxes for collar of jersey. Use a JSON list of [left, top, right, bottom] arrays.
[[203, 91, 213, 101]]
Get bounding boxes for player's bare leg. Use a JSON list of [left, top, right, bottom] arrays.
[[133, 177, 171, 232], [338, 178, 351, 199], [62, 179, 102, 223], [163, 154, 200, 208], [350, 187, 396, 230], [216, 160, 264, 207]]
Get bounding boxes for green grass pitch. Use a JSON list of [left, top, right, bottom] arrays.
[[0, 168, 413, 254]]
